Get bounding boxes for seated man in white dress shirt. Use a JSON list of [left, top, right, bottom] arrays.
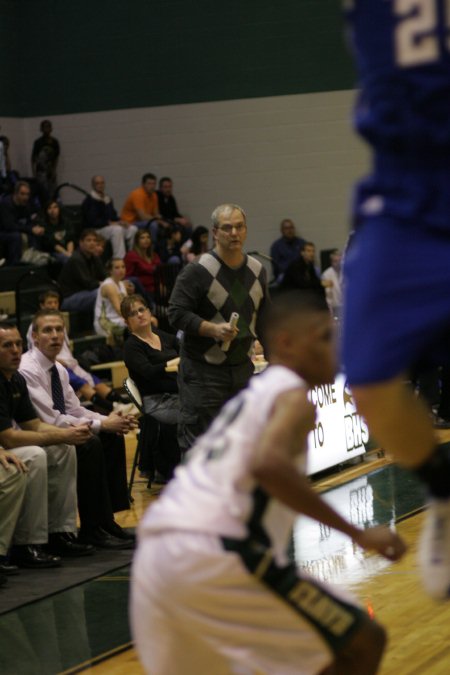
[[0, 322, 94, 567], [20, 310, 139, 547], [25, 290, 137, 415]]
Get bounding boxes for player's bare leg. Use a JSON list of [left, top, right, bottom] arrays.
[[353, 376, 450, 598], [352, 376, 435, 467], [317, 617, 386, 675]]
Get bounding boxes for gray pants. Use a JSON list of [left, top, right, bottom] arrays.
[[178, 357, 254, 453], [12, 444, 78, 546], [0, 462, 27, 555], [99, 223, 138, 258]]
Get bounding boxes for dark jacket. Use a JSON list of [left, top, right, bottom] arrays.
[[0, 195, 39, 235], [281, 257, 325, 297], [81, 194, 119, 229], [58, 249, 105, 297]]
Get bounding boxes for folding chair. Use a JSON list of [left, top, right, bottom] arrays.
[[124, 376, 160, 502]]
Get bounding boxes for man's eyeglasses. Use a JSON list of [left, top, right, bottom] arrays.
[[128, 306, 149, 318], [216, 223, 247, 235]]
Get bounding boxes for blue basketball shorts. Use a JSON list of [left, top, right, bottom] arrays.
[[342, 214, 450, 385]]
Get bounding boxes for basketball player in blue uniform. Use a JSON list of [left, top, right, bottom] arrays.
[[342, 0, 450, 598]]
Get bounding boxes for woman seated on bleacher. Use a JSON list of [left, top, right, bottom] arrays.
[[124, 230, 161, 305], [94, 258, 127, 347], [41, 200, 74, 263], [121, 294, 181, 482]]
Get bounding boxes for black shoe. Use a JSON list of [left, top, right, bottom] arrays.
[[0, 573, 6, 587], [434, 415, 450, 429], [153, 470, 168, 485], [78, 526, 134, 550], [107, 391, 130, 404], [47, 532, 95, 557], [104, 521, 136, 542], [0, 556, 19, 575], [10, 545, 62, 568]]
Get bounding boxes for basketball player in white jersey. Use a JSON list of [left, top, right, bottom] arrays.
[[131, 291, 406, 675]]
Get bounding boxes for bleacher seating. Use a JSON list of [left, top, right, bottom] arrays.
[[153, 263, 181, 332]]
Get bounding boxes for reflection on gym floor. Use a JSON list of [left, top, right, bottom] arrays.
[[0, 464, 427, 675], [293, 465, 426, 588]]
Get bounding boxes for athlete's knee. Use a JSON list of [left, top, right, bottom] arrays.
[[352, 376, 406, 417]]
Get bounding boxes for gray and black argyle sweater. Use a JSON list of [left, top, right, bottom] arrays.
[[168, 251, 268, 366]]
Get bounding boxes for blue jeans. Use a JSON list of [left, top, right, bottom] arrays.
[[61, 289, 97, 312]]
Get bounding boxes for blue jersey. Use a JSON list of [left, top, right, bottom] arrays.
[[345, 0, 450, 156]]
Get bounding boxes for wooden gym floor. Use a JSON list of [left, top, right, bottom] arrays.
[[3, 433, 450, 675]]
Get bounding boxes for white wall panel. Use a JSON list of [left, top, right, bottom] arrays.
[[3, 90, 370, 270]]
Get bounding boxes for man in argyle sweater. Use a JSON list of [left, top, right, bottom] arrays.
[[168, 203, 268, 453]]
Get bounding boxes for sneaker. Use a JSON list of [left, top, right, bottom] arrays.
[[418, 499, 450, 599], [113, 401, 140, 416]]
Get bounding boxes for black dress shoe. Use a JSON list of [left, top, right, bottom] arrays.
[[153, 470, 169, 485], [104, 521, 136, 542], [47, 532, 95, 557], [78, 526, 134, 550], [10, 545, 61, 568], [0, 572, 7, 587], [0, 556, 19, 575], [434, 415, 450, 429]]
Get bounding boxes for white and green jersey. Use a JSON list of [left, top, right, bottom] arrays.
[[140, 364, 306, 564]]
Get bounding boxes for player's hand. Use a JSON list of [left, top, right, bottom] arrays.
[[353, 526, 407, 561], [102, 411, 133, 435], [0, 449, 28, 472], [64, 423, 93, 445], [214, 322, 239, 342]]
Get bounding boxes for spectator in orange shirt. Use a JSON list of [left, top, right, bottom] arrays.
[[120, 173, 161, 231]]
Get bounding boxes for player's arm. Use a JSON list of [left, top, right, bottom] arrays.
[[251, 389, 406, 561]]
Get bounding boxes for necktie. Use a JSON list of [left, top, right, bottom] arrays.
[[50, 364, 66, 414]]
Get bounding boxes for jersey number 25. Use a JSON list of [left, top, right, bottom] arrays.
[[395, 0, 450, 67]]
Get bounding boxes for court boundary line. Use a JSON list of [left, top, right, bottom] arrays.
[[58, 642, 133, 674]]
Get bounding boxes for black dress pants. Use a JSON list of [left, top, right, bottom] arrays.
[[76, 433, 129, 529]]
